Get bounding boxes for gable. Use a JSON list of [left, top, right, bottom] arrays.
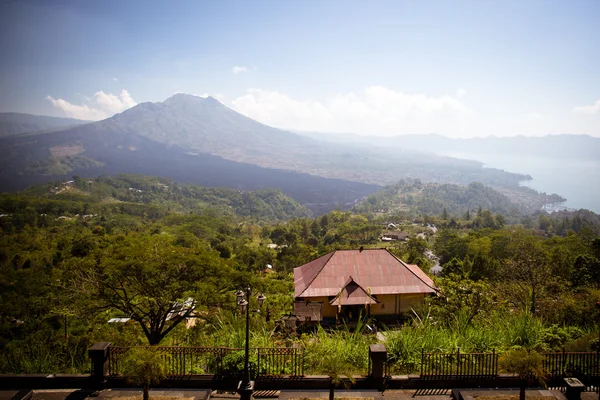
[[329, 276, 378, 306]]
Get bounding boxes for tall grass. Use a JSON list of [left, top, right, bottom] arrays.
[[301, 318, 376, 375], [187, 310, 276, 348], [0, 336, 89, 374], [383, 309, 586, 374]]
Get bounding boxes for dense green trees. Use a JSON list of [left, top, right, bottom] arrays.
[[2, 174, 600, 374], [68, 235, 232, 345]]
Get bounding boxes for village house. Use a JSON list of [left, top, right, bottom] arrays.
[[381, 231, 410, 241], [293, 248, 436, 323]]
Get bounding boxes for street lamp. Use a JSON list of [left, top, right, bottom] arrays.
[[236, 288, 266, 400], [596, 301, 600, 400]]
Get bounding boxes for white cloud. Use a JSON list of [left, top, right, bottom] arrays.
[[232, 66, 247, 74], [574, 99, 600, 115], [231, 86, 471, 136], [112, 77, 118, 82], [456, 88, 467, 98], [525, 112, 544, 121], [46, 89, 137, 120]]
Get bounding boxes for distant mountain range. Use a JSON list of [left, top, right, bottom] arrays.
[[0, 112, 90, 137], [0, 94, 565, 214], [297, 131, 600, 161]]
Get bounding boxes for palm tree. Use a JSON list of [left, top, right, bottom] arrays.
[[499, 349, 545, 400], [315, 347, 356, 400], [121, 347, 168, 400]]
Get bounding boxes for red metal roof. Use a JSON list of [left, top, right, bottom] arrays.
[[294, 249, 437, 298]]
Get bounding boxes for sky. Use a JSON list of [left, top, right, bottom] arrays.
[[0, 0, 599, 138]]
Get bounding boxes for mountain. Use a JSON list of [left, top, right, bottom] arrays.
[[109, 94, 316, 164], [0, 112, 90, 137], [0, 94, 539, 213], [297, 131, 600, 161], [0, 97, 378, 214]]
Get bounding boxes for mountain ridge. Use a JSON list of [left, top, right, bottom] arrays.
[[0, 112, 90, 137], [295, 130, 600, 160]]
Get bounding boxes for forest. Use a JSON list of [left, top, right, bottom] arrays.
[[1, 174, 599, 375]]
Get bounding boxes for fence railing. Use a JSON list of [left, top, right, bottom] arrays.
[[108, 346, 241, 377], [420, 350, 599, 380], [542, 351, 600, 379], [420, 350, 498, 379], [257, 347, 304, 377], [107, 345, 305, 378]]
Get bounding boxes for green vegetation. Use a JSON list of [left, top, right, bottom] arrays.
[[1, 174, 600, 376], [121, 348, 168, 400], [499, 349, 545, 400], [354, 179, 565, 221]]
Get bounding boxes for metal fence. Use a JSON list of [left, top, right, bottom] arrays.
[[542, 351, 599, 379], [107, 345, 304, 378], [419, 350, 599, 381], [420, 350, 498, 379], [257, 347, 304, 377]]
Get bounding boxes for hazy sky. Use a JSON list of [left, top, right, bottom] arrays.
[[0, 0, 598, 138]]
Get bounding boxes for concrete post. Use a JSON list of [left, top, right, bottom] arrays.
[[369, 344, 387, 380], [564, 377, 585, 400], [88, 342, 111, 382]]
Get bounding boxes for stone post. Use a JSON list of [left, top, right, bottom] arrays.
[[88, 342, 111, 382], [369, 344, 387, 380], [564, 377, 585, 400]]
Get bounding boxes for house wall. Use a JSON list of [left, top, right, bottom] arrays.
[[298, 293, 427, 319], [368, 293, 426, 315], [295, 297, 338, 318], [397, 293, 426, 313], [369, 294, 397, 315]]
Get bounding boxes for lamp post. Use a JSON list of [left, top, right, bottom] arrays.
[[236, 288, 266, 400], [596, 301, 600, 400]]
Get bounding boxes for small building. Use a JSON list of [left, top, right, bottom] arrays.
[[381, 231, 409, 241], [293, 249, 436, 322]]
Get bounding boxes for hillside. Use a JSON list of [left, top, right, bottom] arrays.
[[354, 179, 565, 219], [1, 174, 311, 224], [0, 120, 379, 215], [0, 112, 89, 137]]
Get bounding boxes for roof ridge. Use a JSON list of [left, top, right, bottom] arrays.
[[296, 250, 336, 298], [385, 249, 438, 292]]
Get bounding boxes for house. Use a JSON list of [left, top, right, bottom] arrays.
[[381, 231, 409, 241], [293, 248, 436, 322]]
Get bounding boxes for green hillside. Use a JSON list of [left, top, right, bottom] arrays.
[[354, 179, 565, 220], [2, 174, 311, 225]]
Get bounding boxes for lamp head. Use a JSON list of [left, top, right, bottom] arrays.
[[257, 293, 266, 307], [235, 290, 244, 303], [238, 299, 248, 313]]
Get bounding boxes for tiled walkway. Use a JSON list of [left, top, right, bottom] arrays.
[[94, 390, 210, 400], [278, 389, 451, 400]]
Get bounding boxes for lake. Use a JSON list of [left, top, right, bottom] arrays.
[[441, 152, 600, 214]]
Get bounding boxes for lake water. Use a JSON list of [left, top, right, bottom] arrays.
[[441, 152, 600, 214]]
